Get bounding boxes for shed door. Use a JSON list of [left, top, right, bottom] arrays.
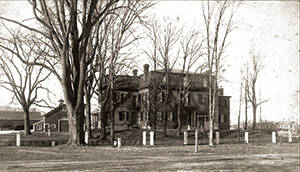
[[59, 120, 69, 132]]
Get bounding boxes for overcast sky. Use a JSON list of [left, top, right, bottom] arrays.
[[0, 1, 299, 124]]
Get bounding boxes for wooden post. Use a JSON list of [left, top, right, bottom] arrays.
[[272, 132, 276, 144], [245, 132, 249, 144], [85, 131, 88, 144], [117, 138, 121, 148], [184, 131, 188, 145], [216, 131, 220, 145], [195, 130, 198, 153], [288, 129, 292, 143], [150, 131, 154, 146], [16, 132, 20, 147], [51, 141, 55, 147], [143, 131, 146, 145]]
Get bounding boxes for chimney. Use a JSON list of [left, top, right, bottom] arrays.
[[58, 99, 64, 106], [218, 88, 224, 96], [143, 64, 149, 75], [143, 64, 149, 81], [132, 69, 138, 76]]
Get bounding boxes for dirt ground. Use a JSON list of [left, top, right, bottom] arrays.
[[0, 143, 299, 171]]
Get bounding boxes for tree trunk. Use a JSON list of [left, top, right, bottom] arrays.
[[208, 74, 214, 147], [163, 110, 167, 137], [237, 79, 242, 143], [252, 106, 257, 130], [23, 109, 31, 135], [67, 104, 85, 145], [176, 103, 182, 138], [85, 97, 92, 139], [110, 90, 115, 144], [208, 119, 213, 146], [110, 110, 115, 143], [244, 83, 248, 131], [99, 110, 107, 140]]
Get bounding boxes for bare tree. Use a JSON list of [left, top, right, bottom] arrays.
[[237, 70, 243, 142], [144, 18, 182, 137], [244, 62, 249, 130], [0, 35, 51, 135], [176, 30, 205, 138], [202, 0, 236, 146], [0, 0, 135, 146], [244, 52, 268, 130], [100, 1, 152, 143]]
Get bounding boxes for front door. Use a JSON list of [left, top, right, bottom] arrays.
[[131, 112, 137, 125]]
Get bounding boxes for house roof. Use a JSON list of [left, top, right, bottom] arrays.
[[102, 75, 140, 91], [42, 105, 65, 117], [0, 110, 41, 121]]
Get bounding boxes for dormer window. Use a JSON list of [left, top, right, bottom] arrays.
[[163, 75, 166, 83], [203, 78, 208, 87], [183, 77, 188, 87]]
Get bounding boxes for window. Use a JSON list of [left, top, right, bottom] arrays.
[[183, 77, 189, 87], [159, 92, 165, 102], [36, 124, 42, 130], [126, 112, 129, 121], [202, 94, 207, 103], [163, 75, 167, 83], [132, 95, 137, 107], [138, 93, 141, 103], [168, 112, 174, 121], [197, 94, 206, 104], [198, 94, 202, 104], [224, 99, 228, 107], [220, 114, 226, 123], [51, 124, 56, 129], [157, 112, 162, 121], [116, 92, 121, 103], [119, 111, 126, 121], [140, 112, 144, 121], [184, 93, 190, 106], [203, 79, 208, 87], [121, 93, 127, 102], [44, 123, 49, 132]]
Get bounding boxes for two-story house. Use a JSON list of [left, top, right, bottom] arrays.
[[137, 64, 230, 130]]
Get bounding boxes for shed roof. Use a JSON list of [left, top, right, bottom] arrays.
[[0, 110, 41, 121]]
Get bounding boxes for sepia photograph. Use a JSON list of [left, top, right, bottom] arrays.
[[0, 0, 299, 171]]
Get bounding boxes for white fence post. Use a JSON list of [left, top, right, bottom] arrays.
[[143, 131, 146, 145], [288, 129, 292, 143], [150, 131, 154, 146], [85, 131, 88, 144], [272, 132, 276, 144], [117, 138, 121, 148], [216, 131, 220, 145], [245, 132, 249, 144], [16, 132, 21, 147], [184, 131, 188, 145], [195, 130, 198, 153]]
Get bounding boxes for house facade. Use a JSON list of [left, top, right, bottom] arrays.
[[137, 64, 230, 130], [34, 100, 99, 132], [101, 64, 231, 131], [33, 102, 69, 132]]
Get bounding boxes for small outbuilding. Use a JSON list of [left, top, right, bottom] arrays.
[[0, 110, 41, 130]]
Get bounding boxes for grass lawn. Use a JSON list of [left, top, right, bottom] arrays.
[[0, 143, 299, 171]]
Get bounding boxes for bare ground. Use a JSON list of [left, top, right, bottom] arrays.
[[0, 143, 299, 172]]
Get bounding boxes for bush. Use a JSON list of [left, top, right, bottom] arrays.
[[15, 125, 24, 130], [0, 124, 13, 130]]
